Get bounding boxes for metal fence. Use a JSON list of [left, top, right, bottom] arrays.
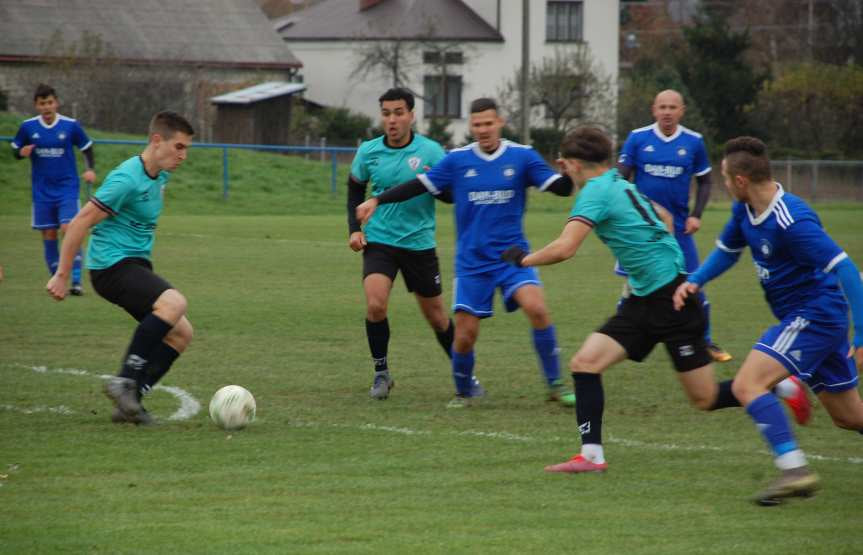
[[0, 137, 358, 199]]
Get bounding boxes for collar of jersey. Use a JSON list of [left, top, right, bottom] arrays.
[[383, 131, 415, 150], [650, 122, 683, 143], [471, 140, 509, 162], [745, 182, 785, 226], [38, 114, 63, 130]]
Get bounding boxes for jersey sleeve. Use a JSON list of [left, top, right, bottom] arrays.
[[785, 217, 847, 272], [417, 152, 454, 194], [525, 147, 560, 191], [692, 136, 711, 176], [11, 124, 29, 149], [716, 204, 747, 253], [349, 143, 370, 183], [568, 182, 609, 227], [617, 132, 637, 168], [72, 121, 93, 150], [90, 171, 135, 216]]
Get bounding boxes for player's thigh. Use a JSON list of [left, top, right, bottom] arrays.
[[362, 243, 399, 285], [676, 364, 719, 408], [90, 258, 173, 321], [414, 293, 449, 330], [817, 388, 863, 430], [397, 247, 442, 299], [731, 349, 790, 405], [498, 265, 541, 314], [363, 273, 394, 310], [453, 274, 495, 318], [596, 298, 656, 363], [570, 332, 628, 374]]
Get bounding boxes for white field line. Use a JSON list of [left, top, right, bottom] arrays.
[[13, 364, 200, 421]]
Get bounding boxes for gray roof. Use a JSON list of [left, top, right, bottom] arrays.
[[0, 0, 302, 68], [277, 0, 503, 42], [211, 81, 307, 104]]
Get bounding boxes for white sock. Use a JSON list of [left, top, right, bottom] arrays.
[[774, 378, 798, 399], [581, 443, 605, 464], [775, 449, 807, 471]]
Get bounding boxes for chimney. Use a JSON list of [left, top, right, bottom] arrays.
[[360, 0, 384, 10]]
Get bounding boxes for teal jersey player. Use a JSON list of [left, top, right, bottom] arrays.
[[350, 133, 445, 250], [87, 155, 170, 270], [569, 167, 684, 296]]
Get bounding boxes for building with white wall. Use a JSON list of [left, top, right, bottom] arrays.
[[277, 0, 619, 143]]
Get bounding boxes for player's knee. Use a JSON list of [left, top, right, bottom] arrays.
[[570, 353, 600, 374], [453, 330, 477, 352], [167, 319, 194, 350], [366, 300, 387, 321], [689, 394, 715, 411], [154, 289, 188, 321]]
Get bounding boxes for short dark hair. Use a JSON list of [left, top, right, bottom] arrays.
[[724, 136, 771, 182], [378, 88, 414, 111], [34, 83, 57, 101], [559, 126, 612, 164], [469, 97, 498, 114], [148, 111, 195, 139]]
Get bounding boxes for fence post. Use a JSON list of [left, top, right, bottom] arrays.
[[786, 158, 792, 193], [811, 160, 818, 203], [305, 134, 310, 160], [331, 151, 339, 195], [320, 137, 326, 162], [222, 147, 229, 200]]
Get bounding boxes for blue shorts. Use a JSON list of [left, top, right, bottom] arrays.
[[453, 265, 541, 318], [32, 197, 80, 229], [753, 313, 858, 394]]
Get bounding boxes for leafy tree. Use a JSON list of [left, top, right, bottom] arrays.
[[425, 117, 453, 148]]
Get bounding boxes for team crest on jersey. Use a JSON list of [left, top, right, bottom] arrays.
[[58, 132, 67, 140], [407, 156, 421, 171], [759, 238, 773, 258], [677, 148, 687, 156], [502, 165, 516, 179]]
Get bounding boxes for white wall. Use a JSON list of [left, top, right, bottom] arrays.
[[289, 0, 618, 144]]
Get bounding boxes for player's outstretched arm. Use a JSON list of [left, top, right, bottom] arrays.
[[46, 202, 108, 301], [519, 219, 592, 267], [832, 257, 863, 371]]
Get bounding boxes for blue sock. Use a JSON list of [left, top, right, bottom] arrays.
[[532, 325, 560, 386], [43, 239, 59, 275], [746, 393, 799, 457], [452, 351, 475, 395], [699, 291, 712, 343], [72, 250, 83, 285]]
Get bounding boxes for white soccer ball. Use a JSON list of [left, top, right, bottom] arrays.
[[209, 385, 256, 430]]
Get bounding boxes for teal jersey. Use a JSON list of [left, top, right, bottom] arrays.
[[569, 168, 684, 296], [87, 156, 169, 270], [351, 133, 446, 250]]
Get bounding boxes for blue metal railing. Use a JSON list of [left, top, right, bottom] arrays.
[[0, 137, 357, 199]]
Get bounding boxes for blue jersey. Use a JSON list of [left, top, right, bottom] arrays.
[[618, 123, 710, 233], [11, 114, 93, 202], [417, 140, 559, 276], [716, 185, 849, 323]]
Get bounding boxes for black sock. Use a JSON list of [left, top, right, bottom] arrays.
[[140, 343, 181, 395], [709, 379, 742, 410], [119, 314, 173, 388], [366, 318, 389, 372], [572, 372, 604, 445], [435, 319, 455, 359]]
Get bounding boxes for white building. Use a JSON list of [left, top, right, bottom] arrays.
[[277, 0, 619, 143]]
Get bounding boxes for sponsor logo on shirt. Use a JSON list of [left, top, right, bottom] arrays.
[[468, 189, 514, 205], [644, 164, 684, 178], [464, 168, 478, 178], [643, 145, 655, 152], [35, 147, 64, 158], [408, 156, 421, 171], [677, 148, 687, 156], [754, 262, 770, 281]]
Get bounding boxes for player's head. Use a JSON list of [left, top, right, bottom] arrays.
[[469, 97, 504, 153], [378, 88, 415, 145], [147, 111, 195, 171], [721, 136, 772, 201], [33, 83, 59, 120], [652, 89, 685, 135], [558, 126, 613, 185]]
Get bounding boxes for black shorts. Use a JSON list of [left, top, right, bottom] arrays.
[[598, 274, 711, 372], [90, 258, 173, 321], [362, 242, 443, 298]]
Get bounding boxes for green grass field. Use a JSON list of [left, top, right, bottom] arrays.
[[2, 112, 863, 553]]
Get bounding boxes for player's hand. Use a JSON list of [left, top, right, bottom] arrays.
[[501, 246, 528, 267], [356, 198, 379, 225], [19, 144, 35, 157], [349, 231, 367, 252], [848, 345, 863, 373], [82, 169, 96, 184], [46, 273, 67, 301], [684, 216, 701, 234], [672, 280, 700, 311]]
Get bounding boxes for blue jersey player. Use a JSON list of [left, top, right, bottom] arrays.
[[674, 137, 863, 505], [12, 84, 96, 295], [47, 112, 196, 426], [356, 98, 576, 408], [618, 90, 732, 363]]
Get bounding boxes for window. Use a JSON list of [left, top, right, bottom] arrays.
[[423, 75, 462, 119], [546, 1, 583, 42], [423, 51, 464, 65]]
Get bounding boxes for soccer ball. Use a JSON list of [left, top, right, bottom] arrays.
[[209, 385, 256, 430]]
